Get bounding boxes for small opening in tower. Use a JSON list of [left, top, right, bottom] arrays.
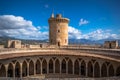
[[58, 30, 60, 33]]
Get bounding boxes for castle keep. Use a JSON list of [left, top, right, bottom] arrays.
[[48, 13, 69, 46]]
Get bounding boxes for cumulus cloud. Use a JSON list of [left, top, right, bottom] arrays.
[[68, 26, 120, 40], [79, 18, 89, 26], [0, 15, 48, 40], [68, 26, 82, 39]]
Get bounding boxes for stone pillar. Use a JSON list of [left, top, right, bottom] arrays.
[[93, 64, 95, 77], [13, 64, 15, 78], [53, 61, 55, 74], [79, 62, 81, 75], [40, 61, 42, 74], [86, 62, 88, 77], [72, 61, 74, 75], [47, 61, 49, 74], [99, 62, 102, 77], [66, 61, 68, 74], [5, 64, 8, 78], [27, 63, 29, 77], [60, 61, 61, 74], [107, 66, 109, 77], [34, 62, 36, 76], [20, 63, 22, 78]]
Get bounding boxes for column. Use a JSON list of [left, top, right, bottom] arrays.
[[20, 63, 22, 78], [27, 63, 29, 77], [79, 62, 81, 75], [60, 61, 61, 74], [5, 64, 8, 78], [34, 62, 36, 76], [13, 64, 15, 78], [93, 64, 95, 77], [47, 61, 49, 74], [100, 64, 102, 77], [53, 61, 55, 74], [66, 61, 68, 74], [72, 61, 74, 75], [86, 62, 88, 77], [40, 61, 42, 74]]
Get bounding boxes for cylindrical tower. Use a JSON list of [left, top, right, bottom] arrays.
[[48, 13, 69, 46]]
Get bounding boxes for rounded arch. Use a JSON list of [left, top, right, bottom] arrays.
[[68, 59, 73, 74], [116, 66, 120, 76], [81, 60, 86, 76], [108, 64, 114, 77], [74, 59, 79, 75], [101, 63, 107, 77], [36, 60, 41, 74], [49, 59, 53, 73], [94, 62, 100, 77], [15, 62, 20, 77], [8, 63, 13, 77], [55, 59, 60, 73], [29, 60, 34, 75], [62, 59, 66, 73], [88, 61, 93, 77], [42, 59, 47, 74], [0, 64, 6, 77], [22, 61, 27, 77]]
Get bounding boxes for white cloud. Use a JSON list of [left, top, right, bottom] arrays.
[[0, 15, 48, 40], [68, 26, 120, 40], [68, 26, 82, 39], [79, 18, 89, 26]]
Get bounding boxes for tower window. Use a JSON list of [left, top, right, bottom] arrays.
[[58, 30, 60, 33], [65, 39, 67, 43]]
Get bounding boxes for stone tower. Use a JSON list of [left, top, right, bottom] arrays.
[[48, 13, 69, 46]]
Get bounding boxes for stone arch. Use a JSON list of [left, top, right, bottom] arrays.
[[22, 61, 27, 77], [101, 63, 107, 77], [15, 62, 20, 77], [0, 64, 6, 77], [62, 59, 66, 73], [116, 66, 120, 76], [49, 59, 53, 73], [29, 60, 34, 75], [81, 60, 86, 76], [55, 59, 60, 73], [42, 59, 47, 74], [74, 59, 79, 75], [88, 61, 93, 77], [36, 60, 41, 74], [108, 64, 114, 77], [94, 62, 100, 77], [68, 59, 73, 74], [8, 63, 13, 77]]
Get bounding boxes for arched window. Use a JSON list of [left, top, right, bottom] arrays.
[[108, 64, 114, 77], [101, 63, 107, 77], [15, 62, 20, 77], [94, 62, 100, 77], [42, 59, 47, 74], [22, 61, 27, 77], [88, 61, 93, 77], [29, 60, 34, 75], [81, 60, 86, 76], [0, 64, 6, 77], [68, 59, 73, 74], [74, 60, 79, 75], [55, 59, 60, 73], [62, 59, 66, 73], [8, 63, 13, 77], [36, 60, 41, 74], [116, 66, 120, 76], [49, 59, 53, 73]]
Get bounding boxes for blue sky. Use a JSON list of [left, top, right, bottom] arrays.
[[0, 0, 120, 40]]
